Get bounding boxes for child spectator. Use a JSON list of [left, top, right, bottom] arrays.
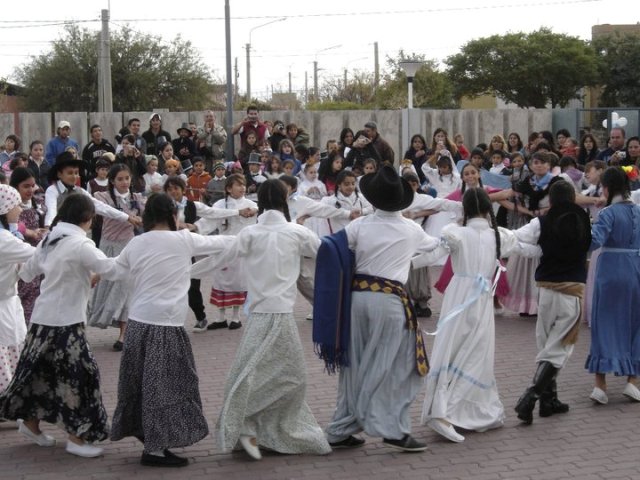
[[205, 162, 227, 206], [142, 155, 163, 195], [185, 157, 211, 203]]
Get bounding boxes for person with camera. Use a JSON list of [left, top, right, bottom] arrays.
[[115, 135, 146, 194], [232, 105, 269, 149], [268, 120, 287, 152], [364, 121, 394, 165], [597, 127, 626, 164], [196, 111, 227, 173]]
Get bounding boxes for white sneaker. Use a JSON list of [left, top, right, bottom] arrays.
[[239, 435, 261, 460], [427, 419, 465, 443], [66, 440, 104, 458], [17, 419, 56, 447], [589, 387, 608, 405], [622, 382, 640, 402]]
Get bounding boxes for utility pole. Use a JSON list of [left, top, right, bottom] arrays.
[[374, 41, 379, 92], [98, 9, 113, 112], [234, 57, 239, 102], [245, 43, 251, 101], [288, 71, 292, 94], [225, 0, 234, 161], [305, 71, 308, 105], [313, 61, 318, 101], [344, 69, 347, 90]]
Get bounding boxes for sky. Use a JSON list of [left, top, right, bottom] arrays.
[[0, 0, 637, 102]]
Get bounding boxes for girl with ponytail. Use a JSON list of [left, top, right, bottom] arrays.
[[421, 187, 535, 443]]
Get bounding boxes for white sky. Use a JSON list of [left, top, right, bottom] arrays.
[[0, 0, 637, 101]]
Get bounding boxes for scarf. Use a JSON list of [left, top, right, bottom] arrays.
[[532, 172, 553, 191]]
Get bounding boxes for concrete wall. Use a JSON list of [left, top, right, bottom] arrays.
[[0, 109, 554, 160]]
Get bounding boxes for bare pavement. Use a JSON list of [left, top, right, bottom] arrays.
[[2, 269, 639, 480]]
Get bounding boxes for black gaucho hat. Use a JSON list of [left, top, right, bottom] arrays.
[[359, 164, 414, 212], [48, 151, 85, 183]]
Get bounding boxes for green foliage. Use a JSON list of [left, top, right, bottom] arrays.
[[377, 51, 457, 109], [234, 98, 273, 111], [592, 33, 640, 107], [446, 28, 600, 108], [306, 100, 369, 111], [18, 24, 215, 112]]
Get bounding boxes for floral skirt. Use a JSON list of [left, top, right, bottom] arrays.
[[0, 323, 109, 442], [0, 345, 21, 393]]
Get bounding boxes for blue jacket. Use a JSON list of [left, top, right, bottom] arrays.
[[45, 136, 79, 166]]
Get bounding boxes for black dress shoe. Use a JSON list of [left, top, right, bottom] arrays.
[[140, 451, 188, 467], [329, 435, 365, 449], [382, 434, 427, 452], [207, 320, 228, 330], [228, 321, 242, 330], [112, 340, 123, 352]]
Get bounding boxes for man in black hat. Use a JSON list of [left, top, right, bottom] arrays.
[[172, 123, 197, 173], [324, 164, 444, 453]]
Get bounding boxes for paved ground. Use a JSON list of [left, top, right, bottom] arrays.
[[2, 268, 639, 480]]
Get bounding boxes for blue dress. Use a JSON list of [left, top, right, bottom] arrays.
[[586, 202, 640, 376]]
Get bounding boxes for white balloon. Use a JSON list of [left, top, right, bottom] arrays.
[[617, 117, 628, 127], [612, 111, 619, 121], [602, 119, 608, 128]]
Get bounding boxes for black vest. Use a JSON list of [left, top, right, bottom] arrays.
[[536, 201, 591, 283]]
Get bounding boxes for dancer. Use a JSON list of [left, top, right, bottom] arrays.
[[88, 164, 144, 351], [586, 167, 640, 404], [216, 179, 331, 460], [0, 193, 118, 458], [109, 193, 234, 467], [0, 185, 35, 392], [324, 165, 443, 453], [513, 180, 591, 424], [199, 174, 257, 330], [421, 188, 533, 442]]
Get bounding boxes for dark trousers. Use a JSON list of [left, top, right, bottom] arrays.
[[188, 278, 206, 321]]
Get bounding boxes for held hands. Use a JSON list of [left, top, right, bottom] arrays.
[[297, 214, 311, 225], [90, 273, 101, 288], [349, 209, 362, 220], [239, 208, 258, 218], [128, 215, 142, 227]]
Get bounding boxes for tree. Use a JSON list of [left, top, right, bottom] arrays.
[[592, 32, 640, 107], [446, 28, 600, 108], [17, 24, 216, 112]]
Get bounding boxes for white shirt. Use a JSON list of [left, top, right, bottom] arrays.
[[196, 196, 257, 235], [113, 229, 233, 326], [345, 209, 441, 284], [20, 222, 116, 327], [44, 180, 129, 227], [237, 210, 320, 313], [287, 194, 350, 223], [402, 193, 463, 224], [143, 172, 164, 194], [320, 191, 373, 233], [420, 164, 462, 198], [0, 230, 35, 346]]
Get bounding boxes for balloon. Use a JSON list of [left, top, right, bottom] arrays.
[[612, 111, 619, 121], [617, 117, 628, 127], [602, 119, 608, 128]]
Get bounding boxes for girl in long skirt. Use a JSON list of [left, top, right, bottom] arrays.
[[109, 193, 234, 467], [216, 179, 331, 460], [0, 193, 117, 458], [421, 188, 528, 443]]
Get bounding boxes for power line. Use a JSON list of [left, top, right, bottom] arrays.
[[0, 0, 599, 26]]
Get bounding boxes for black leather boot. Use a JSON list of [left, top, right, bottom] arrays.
[[539, 378, 569, 417], [514, 361, 557, 424]]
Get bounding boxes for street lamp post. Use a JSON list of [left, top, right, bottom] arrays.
[[246, 17, 286, 101], [313, 44, 342, 101], [398, 60, 423, 109]]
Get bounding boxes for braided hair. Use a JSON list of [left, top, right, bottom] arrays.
[[462, 187, 501, 260], [257, 179, 291, 222], [142, 193, 177, 232], [601, 166, 631, 206]]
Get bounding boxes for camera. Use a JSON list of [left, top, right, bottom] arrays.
[[618, 151, 627, 159]]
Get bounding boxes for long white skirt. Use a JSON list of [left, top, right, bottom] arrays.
[[422, 275, 504, 431]]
